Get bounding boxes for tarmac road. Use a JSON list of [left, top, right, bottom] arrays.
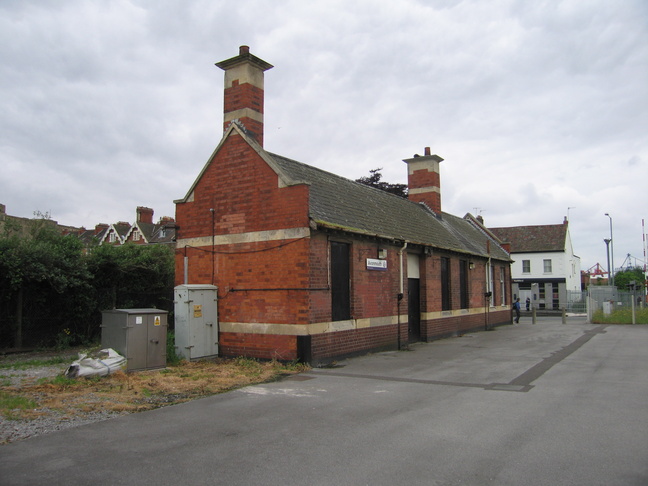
[[1, 317, 647, 485]]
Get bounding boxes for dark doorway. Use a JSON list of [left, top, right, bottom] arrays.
[[331, 242, 351, 321], [408, 278, 421, 342]]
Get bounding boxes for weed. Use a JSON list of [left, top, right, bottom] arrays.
[[166, 331, 185, 366], [54, 328, 74, 351], [276, 358, 309, 372], [234, 356, 261, 369]]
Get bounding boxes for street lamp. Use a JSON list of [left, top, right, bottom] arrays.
[[605, 213, 614, 286], [604, 238, 611, 285]]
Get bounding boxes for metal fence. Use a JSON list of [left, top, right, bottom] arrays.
[[585, 285, 645, 321], [565, 290, 588, 314]]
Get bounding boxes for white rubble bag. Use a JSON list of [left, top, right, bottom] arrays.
[[64, 348, 127, 379]]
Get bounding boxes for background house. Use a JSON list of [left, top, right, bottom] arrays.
[[75, 207, 175, 247], [490, 218, 581, 310], [1, 202, 175, 248], [123, 207, 176, 246], [0, 203, 81, 237], [174, 46, 513, 364]]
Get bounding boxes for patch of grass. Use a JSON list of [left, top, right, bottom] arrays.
[[592, 308, 648, 324], [0, 391, 37, 420], [0, 356, 72, 370], [40, 375, 80, 387]]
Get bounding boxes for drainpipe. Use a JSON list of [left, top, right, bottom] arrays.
[[210, 208, 215, 286], [184, 247, 188, 285], [397, 241, 408, 350]]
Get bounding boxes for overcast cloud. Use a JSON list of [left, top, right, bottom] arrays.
[[1, 0, 647, 273]]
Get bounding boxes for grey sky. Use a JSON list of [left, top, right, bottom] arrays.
[[1, 0, 647, 272]]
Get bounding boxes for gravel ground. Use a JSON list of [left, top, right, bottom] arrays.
[[1, 409, 124, 444], [0, 351, 126, 444]]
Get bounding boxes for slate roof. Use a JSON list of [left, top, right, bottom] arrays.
[[150, 222, 176, 245], [489, 224, 567, 253], [77, 228, 105, 246], [118, 220, 176, 245], [133, 222, 156, 243], [269, 152, 510, 261]]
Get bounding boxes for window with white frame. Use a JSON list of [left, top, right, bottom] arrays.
[[109, 232, 116, 243], [133, 229, 141, 241], [500, 267, 506, 305], [543, 259, 552, 273], [522, 260, 530, 273]]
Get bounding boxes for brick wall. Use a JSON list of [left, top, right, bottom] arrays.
[[309, 325, 398, 364], [220, 332, 298, 361], [408, 169, 440, 192], [176, 133, 309, 242], [223, 82, 264, 116], [350, 241, 401, 319], [307, 235, 405, 322], [421, 309, 511, 341]]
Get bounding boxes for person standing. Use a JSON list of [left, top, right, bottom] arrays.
[[513, 298, 521, 323], [526, 297, 531, 312]]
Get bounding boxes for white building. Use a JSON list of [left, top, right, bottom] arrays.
[[490, 218, 581, 310]]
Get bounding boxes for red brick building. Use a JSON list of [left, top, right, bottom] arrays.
[[174, 46, 512, 364]]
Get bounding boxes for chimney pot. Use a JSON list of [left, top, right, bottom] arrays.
[[239, 45, 250, 55], [424, 147, 431, 156]]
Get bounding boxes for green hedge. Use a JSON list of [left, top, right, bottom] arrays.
[[0, 221, 175, 349]]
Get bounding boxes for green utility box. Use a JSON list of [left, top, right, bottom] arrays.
[[101, 309, 168, 371]]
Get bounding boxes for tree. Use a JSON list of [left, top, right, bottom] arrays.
[[355, 168, 408, 198], [0, 218, 91, 348], [86, 243, 175, 312], [613, 267, 646, 291]]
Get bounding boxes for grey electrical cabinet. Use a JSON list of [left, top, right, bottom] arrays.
[[101, 309, 168, 371], [174, 285, 218, 361]]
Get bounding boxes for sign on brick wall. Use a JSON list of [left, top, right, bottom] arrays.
[[366, 258, 387, 271]]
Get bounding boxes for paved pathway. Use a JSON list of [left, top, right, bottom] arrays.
[[1, 317, 647, 485]]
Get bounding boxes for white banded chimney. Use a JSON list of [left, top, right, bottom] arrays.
[[403, 147, 444, 213]]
